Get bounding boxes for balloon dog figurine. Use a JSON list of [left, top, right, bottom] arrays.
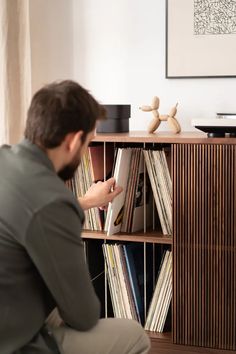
[[139, 96, 181, 134]]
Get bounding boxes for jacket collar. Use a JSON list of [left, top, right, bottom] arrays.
[[13, 139, 55, 172]]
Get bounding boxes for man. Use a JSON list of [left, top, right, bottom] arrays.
[[0, 80, 150, 354]]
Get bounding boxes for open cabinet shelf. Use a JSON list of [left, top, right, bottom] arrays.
[[82, 230, 172, 245]]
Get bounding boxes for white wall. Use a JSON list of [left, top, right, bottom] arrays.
[[29, 0, 236, 132], [72, 0, 236, 132], [29, 0, 74, 94]]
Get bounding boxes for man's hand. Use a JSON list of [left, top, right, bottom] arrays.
[[78, 177, 123, 210]]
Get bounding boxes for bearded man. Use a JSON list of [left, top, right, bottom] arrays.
[[0, 80, 150, 354]]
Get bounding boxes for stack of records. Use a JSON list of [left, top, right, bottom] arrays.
[[145, 250, 172, 332], [105, 148, 152, 236], [143, 149, 172, 235], [102, 243, 141, 322], [103, 242, 155, 324], [70, 151, 102, 230]]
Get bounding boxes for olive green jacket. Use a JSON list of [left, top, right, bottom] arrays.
[[0, 140, 100, 354]]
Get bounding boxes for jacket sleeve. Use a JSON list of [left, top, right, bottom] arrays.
[[24, 200, 101, 331]]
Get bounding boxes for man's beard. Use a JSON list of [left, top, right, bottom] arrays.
[[58, 155, 81, 181]]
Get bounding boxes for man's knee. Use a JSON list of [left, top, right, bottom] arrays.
[[52, 318, 151, 354], [112, 319, 151, 354], [128, 320, 151, 353]]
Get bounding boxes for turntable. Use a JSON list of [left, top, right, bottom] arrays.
[[192, 118, 236, 137]]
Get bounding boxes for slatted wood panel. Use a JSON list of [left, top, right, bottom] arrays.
[[172, 144, 236, 350]]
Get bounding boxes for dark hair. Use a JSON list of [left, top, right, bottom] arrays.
[[24, 80, 106, 148]]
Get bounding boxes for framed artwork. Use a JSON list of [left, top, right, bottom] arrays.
[[166, 0, 236, 78]]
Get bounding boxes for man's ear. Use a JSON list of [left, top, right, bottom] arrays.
[[64, 131, 84, 153]]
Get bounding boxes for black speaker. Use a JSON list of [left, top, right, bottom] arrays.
[[96, 104, 131, 133]]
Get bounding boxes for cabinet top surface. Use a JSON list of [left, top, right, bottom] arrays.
[[93, 131, 236, 144]]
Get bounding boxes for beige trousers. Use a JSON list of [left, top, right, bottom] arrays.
[[47, 308, 151, 354]]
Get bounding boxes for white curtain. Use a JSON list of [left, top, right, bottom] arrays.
[[0, 0, 31, 145]]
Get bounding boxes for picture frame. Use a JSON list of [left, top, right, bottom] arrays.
[[166, 0, 236, 78]]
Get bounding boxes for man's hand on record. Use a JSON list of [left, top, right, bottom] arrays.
[[78, 177, 123, 210]]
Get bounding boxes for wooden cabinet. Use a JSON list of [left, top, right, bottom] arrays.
[[173, 143, 236, 350], [82, 132, 236, 354]]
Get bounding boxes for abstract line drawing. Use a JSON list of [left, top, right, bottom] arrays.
[[194, 0, 236, 35]]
